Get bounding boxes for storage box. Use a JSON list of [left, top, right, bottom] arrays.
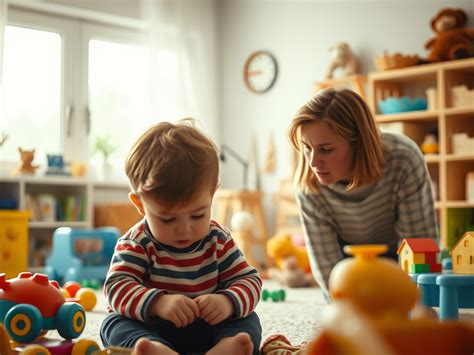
[[0, 210, 30, 278]]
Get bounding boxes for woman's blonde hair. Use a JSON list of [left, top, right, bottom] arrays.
[[125, 118, 219, 207], [288, 88, 385, 193]]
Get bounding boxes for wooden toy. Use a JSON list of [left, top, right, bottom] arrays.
[[45, 227, 120, 284], [0, 272, 85, 343], [397, 238, 442, 273], [13, 148, 39, 176], [450, 231, 474, 274], [0, 211, 30, 279], [374, 52, 419, 71]]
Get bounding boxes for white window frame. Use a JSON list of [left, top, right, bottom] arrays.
[[5, 4, 146, 166]]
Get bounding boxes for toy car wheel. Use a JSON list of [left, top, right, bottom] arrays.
[[56, 303, 86, 339], [71, 339, 100, 355], [21, 344, 51, 355], [5, 304, 42, 343]]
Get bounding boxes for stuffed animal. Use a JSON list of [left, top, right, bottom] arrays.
[[326, 42, 359, 79], [14, 147, 39, 175], [268, 256, 316, 288], [424, 7, 474, 62], [267, 234, 311, 273]]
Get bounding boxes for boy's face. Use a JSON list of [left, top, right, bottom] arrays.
[[130, 187, 214, 248]]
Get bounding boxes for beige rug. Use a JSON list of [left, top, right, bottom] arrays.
[[48, 280, 474, 350]]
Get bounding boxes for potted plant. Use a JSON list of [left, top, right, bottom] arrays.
[[93, 135, 117, 180]]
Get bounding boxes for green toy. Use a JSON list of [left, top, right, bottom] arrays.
[[262, 289, 286, 302]]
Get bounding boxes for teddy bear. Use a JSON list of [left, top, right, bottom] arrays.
[[325, 42, 359, 79], [424, 7, 474, 62], [14, 147, 39, 175]]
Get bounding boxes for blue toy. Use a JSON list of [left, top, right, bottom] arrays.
[[410, 272, 474, 320], [45, 227, 120, 284]]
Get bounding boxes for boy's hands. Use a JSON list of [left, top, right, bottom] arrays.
[[194, 294, 234, 325], [151, 294, 200, 328]]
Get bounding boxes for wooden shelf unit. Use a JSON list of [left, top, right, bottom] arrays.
[[368, 57, 474, 248], [0, 175, 130, 268]]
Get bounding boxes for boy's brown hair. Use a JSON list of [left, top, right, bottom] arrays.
[[125, 118, 219, 206], [288, 88, 385, 193]]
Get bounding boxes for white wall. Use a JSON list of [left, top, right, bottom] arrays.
[[217, 0, 474, 234]]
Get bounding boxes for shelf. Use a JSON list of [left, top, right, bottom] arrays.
[[444, 106, 474, 116], [29, 221, 90, 229], [445, 201, 474, 208], [445, 154, 474, 162], [375, 111, 438, 123], [424, 155, 440, 163]]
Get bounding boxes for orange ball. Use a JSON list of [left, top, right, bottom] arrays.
[[63, 281, 82, 297], [60, 288, 71, 298], [76, 287, 97, 311]]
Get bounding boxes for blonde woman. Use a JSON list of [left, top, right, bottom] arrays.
[[288, 88, 438, 299]]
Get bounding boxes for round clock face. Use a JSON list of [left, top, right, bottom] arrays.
[[243, 50, 278, 94]]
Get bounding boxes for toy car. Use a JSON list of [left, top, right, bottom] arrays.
[[0, 272, 85, 343]]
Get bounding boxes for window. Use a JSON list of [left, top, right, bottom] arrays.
[[2, 8, 156, 179], [457, 255, 462, 265], [464, 240, 469, 248]]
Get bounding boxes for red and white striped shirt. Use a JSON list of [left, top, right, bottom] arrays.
[[104, 219, 262, 322]]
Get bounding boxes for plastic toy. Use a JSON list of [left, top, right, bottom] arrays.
[[0, 272, 85, 343], [45, 227, 120, 284], [1, 323, 131, 355], [0, 211, 30, 279], [74, 288, 97, 312], [378, 96, 427, 114], [306, 244, 474, 354], [450, 231, 474, 274], [81, 279, 101, 290], [397, 238, 442, 273], [261, 289, 286, 302], [267, 234, 310, 273], [411, 272, 474, 320]]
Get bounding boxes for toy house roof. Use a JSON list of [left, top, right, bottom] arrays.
[[449, 231, 474, 255], [396, 238, 440, 254]]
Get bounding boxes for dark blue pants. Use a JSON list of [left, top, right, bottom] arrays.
[[100, 312, 262, 355]]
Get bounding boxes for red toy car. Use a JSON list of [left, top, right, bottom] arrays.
[[0, 272, 85, 343]]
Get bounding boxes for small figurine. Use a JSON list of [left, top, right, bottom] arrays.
[[14, 147, 39, 175], [326, 42, 359, 79], [421, 133, 439, 154]]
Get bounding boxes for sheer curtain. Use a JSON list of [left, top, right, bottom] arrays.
[[140, 0, 219, 138], [0, 0, 6, 127]]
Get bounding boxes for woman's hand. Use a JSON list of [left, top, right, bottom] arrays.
[[194, 294, 234, 325], [150, 294, 200, 328]]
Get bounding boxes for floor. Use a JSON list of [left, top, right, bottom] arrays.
[[48, 280, 474, 351]]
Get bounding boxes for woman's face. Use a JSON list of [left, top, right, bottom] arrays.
[[300, 120, 355, 186]]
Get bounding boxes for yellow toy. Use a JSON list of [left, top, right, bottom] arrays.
[[266, 234, 310, 273], [306, 244, 474, 355], [0, 211, 30, 279], [450, 231, 474, 275]]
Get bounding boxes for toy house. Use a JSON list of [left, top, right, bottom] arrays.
[[450, 231, 474, 275], [397, 238, 442, 273]]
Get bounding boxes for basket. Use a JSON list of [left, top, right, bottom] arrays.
[[375, 53, 419, 71]]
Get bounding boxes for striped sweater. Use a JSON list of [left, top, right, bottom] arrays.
[[296, 132, 438, 298], [104, 219, 262, 322]]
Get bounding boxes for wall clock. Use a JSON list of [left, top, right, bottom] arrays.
[[243, 50, 278, 94]]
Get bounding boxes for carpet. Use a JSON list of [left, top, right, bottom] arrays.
[[50, 280, 474, 351]]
